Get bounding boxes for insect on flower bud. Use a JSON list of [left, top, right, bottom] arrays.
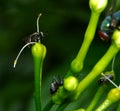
[[64, 76, 78, 92], [89, 0, 108, 13]]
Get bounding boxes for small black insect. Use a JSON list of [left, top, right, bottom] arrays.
[[24, 32, 44, 46], [13, 13, 44, 68], [50, 77, 64, 95], [98, 74, 114, 85]]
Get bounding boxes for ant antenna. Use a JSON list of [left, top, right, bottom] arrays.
[[37, 13, 42, 33], [13, 42, 36, 68], [112, 56, 116, 71], [101, 73, 120, 90]]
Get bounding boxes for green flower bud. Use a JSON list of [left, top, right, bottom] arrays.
[[31, 43, 46, 111], [31, 43, 46, 59], [96, 88, 120, 111], [64, 76, 78, 92], [112, 29, 120, 48], [71, 59, 83, 73], [107, 88, 120, 103], [89, 0, 108, 13], [52, 86, 68, 104], [52, 92, 63, 104]]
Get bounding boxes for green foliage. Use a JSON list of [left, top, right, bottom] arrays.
[[0, 0, 120, 111]]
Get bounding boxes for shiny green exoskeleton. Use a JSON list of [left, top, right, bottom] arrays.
[[99, 10, 120, 41]]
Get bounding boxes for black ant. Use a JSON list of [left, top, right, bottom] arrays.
[[50, 76, 64, 95], [13, 13, 44, 68], [98, 73, 114, 85]]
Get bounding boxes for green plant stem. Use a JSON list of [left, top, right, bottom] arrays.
[[86, 86, 107, 111], [43, 100, 54, 111], [95, 88, 120, 111], [117, 102, 120, 111], [56, 102, 69, 111], [32, 43, 46, 111], [66, 11, 100, 77], [74, 42, 119, 100], [34, 57, 43, 111], [95, 99, 112, 111], [73, 108, 85, 111]]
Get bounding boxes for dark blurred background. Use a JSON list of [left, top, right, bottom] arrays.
[[0, 0, 120, 111]]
